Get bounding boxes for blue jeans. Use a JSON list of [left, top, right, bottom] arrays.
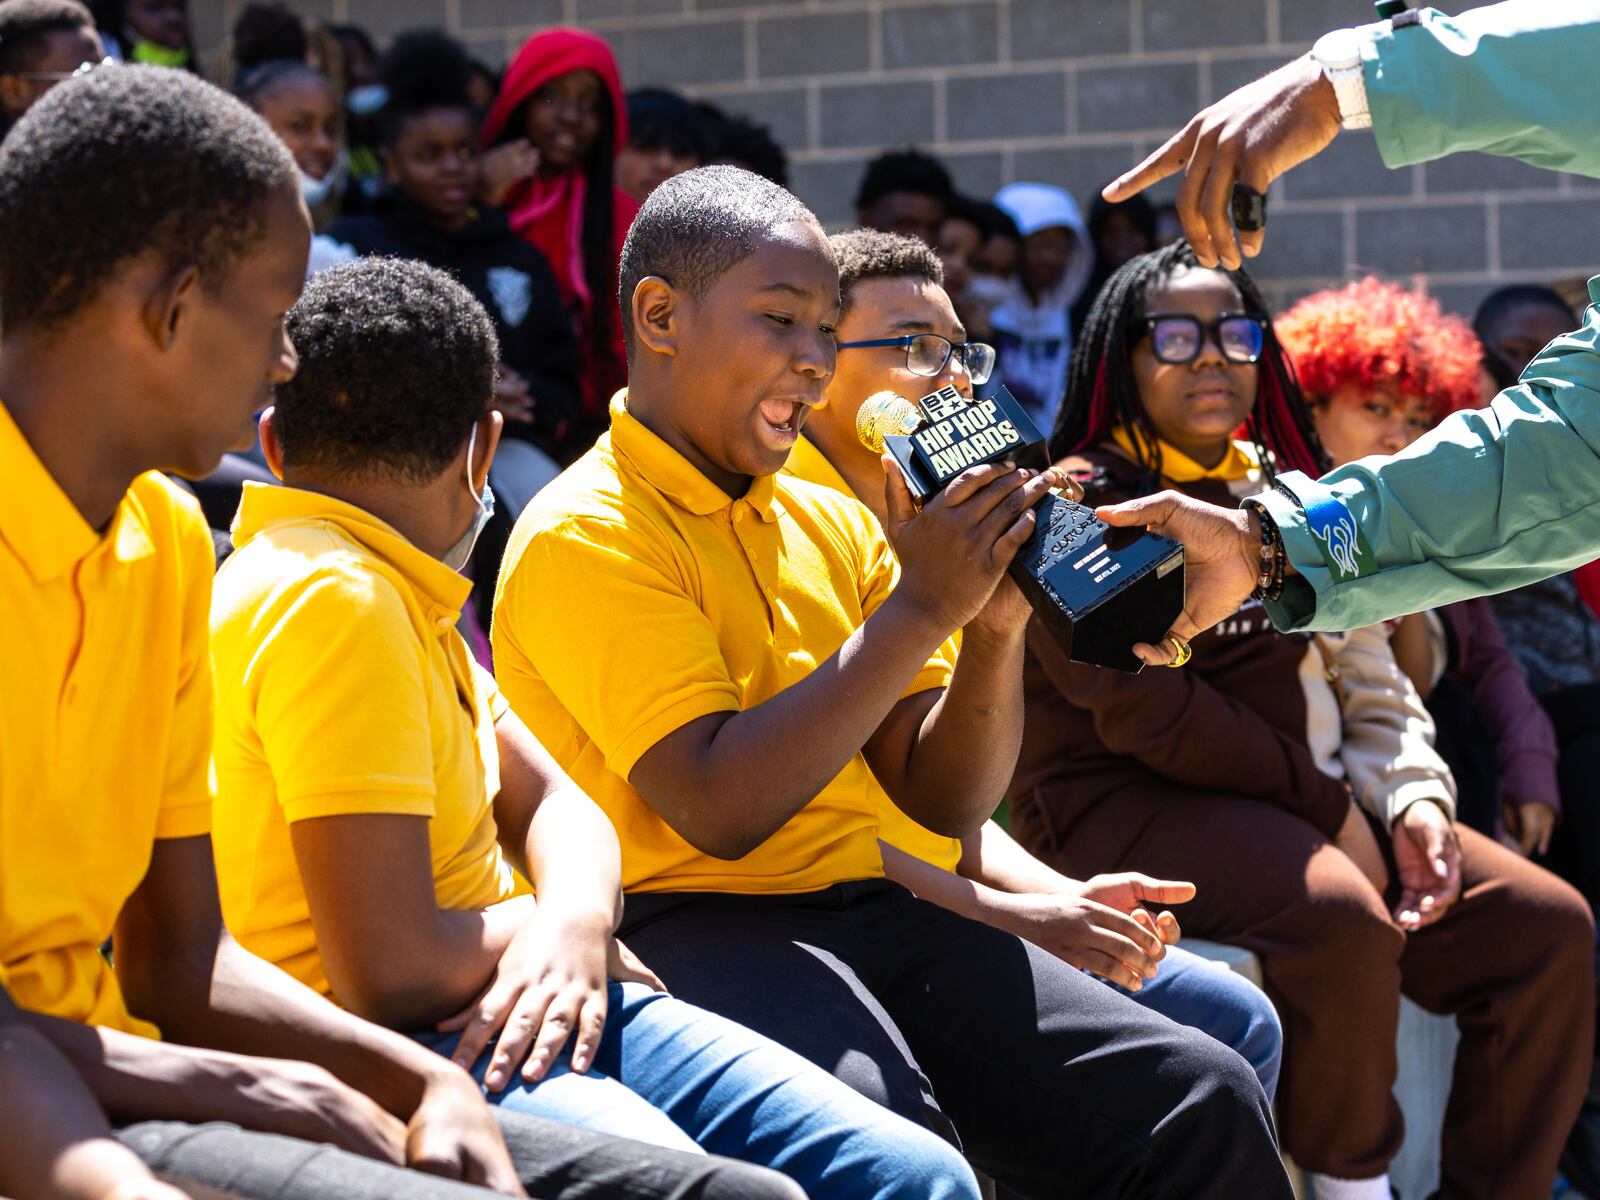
[[1112, 943, 1283, 1100], [415, 981, 979, 1200]]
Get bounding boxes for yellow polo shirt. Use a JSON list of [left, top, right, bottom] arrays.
[[779, 437, 964, 874], [210, 485, 523, 999], [0, 402, 214, 1038], [492, 394, 954, 894]]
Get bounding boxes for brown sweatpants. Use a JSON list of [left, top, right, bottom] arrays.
[[1013, 785, 1596, 1200]]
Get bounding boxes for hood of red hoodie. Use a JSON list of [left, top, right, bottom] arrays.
[[482, 27, 628, 156]]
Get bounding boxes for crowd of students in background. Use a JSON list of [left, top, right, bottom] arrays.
[[2, 2, 1600, 1199]]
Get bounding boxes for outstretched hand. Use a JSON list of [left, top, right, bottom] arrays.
[[1096, 490, 1261, 665], [1103, 54, 1343, 268]]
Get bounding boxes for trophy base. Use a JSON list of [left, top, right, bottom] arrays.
[[1011, 494, 1185, 674]]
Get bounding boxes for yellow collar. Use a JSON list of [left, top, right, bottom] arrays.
[[608, 389, 781, 523], [0, 399, 154, 583], [1110, 425, 1258, 484], [779, 435, 852, 497], [231, 482, 472, 615]]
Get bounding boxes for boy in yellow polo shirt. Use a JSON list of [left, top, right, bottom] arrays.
[[0, 63, 705, 1200], [492, 164, 1291, 1199], [792, 227, 1282, 1098], [208, 255, 977, 1200]]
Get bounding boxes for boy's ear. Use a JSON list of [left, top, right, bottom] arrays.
[[631, 276, 680, 360], [140, 262, 200, 351], [258, 407, 286, 480]]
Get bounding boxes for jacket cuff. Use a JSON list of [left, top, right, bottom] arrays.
[[1381, 783, 1456, 828]]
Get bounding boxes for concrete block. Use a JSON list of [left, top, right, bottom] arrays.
[[756, 11, 870, 79], [1011, 142, 1143, 206], [1429, 280, 1504, 320], [1356, 204, 1488, 275], [701, 86, 811, 156], [819, 79, 937, 150], [697, 0, 798, 8], [457, 0, 563, 30], [1282, 134, 1410, 201], [1209, 53, 1290, 102], [346, 0, 461, 34], [1144, 0, 1268, 53], [574, 0, 626, 20], [1424, 152, 1561, 196], [1500, 198, 1600, 271], [1248, 206, 1346, 281], [943, 151, 1007, 202], [948, 70, 1066, 142], [1077, 61, 1200, 134], [1009, 0, 1131, 62], [789, 157, 868, 226], [883, 2, 999, 71], [1279, 0, 1380, 46], [621, 21, 747, 87]]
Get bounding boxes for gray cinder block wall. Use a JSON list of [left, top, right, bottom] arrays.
[[193, 0, 1600, 315]]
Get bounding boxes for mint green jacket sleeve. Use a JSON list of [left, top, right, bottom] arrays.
[[1259, 279, 1600, 633], [1359, 2, 1600, 178]]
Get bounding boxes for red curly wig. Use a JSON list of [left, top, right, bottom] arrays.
[[1276, 278, 1483, 421]]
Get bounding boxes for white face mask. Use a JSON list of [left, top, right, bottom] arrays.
[[443, 426, 495, 573], [299, 148, 349, 208]]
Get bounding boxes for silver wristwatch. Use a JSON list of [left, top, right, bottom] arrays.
[[1310, 27, 1372, 131]]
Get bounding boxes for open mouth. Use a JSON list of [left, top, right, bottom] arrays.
[[759, 398, 801, 439]]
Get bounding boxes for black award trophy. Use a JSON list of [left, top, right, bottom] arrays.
[[857, 384, 1185, 673]]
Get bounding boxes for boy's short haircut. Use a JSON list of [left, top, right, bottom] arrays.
[[829, 228, 943, 320], [230, 2, 307, 74], [274, 257, 499, 483], [0, 64, 295, 330], [853, 148, 953, 212], [625, 87, 710, 161], [376, 28, 474, 145], [0, 0, 94, 74], [617, 164, 826, 361]]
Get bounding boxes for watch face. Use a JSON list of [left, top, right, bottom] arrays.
[[1312, 27, 1362, 68]]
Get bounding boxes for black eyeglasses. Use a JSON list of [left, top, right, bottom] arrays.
[[834, 334, 997, 385], [1137, 312, 1267, 365]]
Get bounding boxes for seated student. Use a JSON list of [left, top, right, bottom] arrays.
[[1015, 240, 1594, 1200], [0, 63, 840, 1200], [798, 227, 1282, 1097], [854, 146, 952, 248], [615, 87, 709, 204], [320, 30, 580, 512], [234, 58, 347, 231], [480, 28, 636, 446], [0, 0, 101, 138], [697, 101, 788, 186], [491, 165, 1289, 1200], [210, 255, 979, 1200], [988, 181, 1093, 430], [1278, 278, 1562, 854]]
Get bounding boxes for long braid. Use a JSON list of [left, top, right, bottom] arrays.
[[1048, 240, 1327, 488]]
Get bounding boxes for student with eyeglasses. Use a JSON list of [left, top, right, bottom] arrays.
[[1012, 240, 1594, 1200], [794, 228, 1284, 1099], [0, 0, 103, 137]]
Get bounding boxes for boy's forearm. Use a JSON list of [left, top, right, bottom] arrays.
[[521, 784, 624, 931], [893, 623, 1027, 836], [957, 820, 1079, 896], [193, 934, 468, 1117], [635, 588, 952, 858]]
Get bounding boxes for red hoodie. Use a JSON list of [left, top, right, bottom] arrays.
[[484, 29, 638, 422]]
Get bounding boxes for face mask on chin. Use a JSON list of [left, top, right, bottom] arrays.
[[443, 426, 496, 573], [299, 149, 349, 208]]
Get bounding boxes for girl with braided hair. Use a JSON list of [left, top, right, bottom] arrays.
[[1011, 242, 1593, 1200]]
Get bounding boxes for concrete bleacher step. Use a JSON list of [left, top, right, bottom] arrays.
[[1182, 939, 1459, 1200]]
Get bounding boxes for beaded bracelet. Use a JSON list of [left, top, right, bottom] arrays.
[[1242, 498, 1287, 603]]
